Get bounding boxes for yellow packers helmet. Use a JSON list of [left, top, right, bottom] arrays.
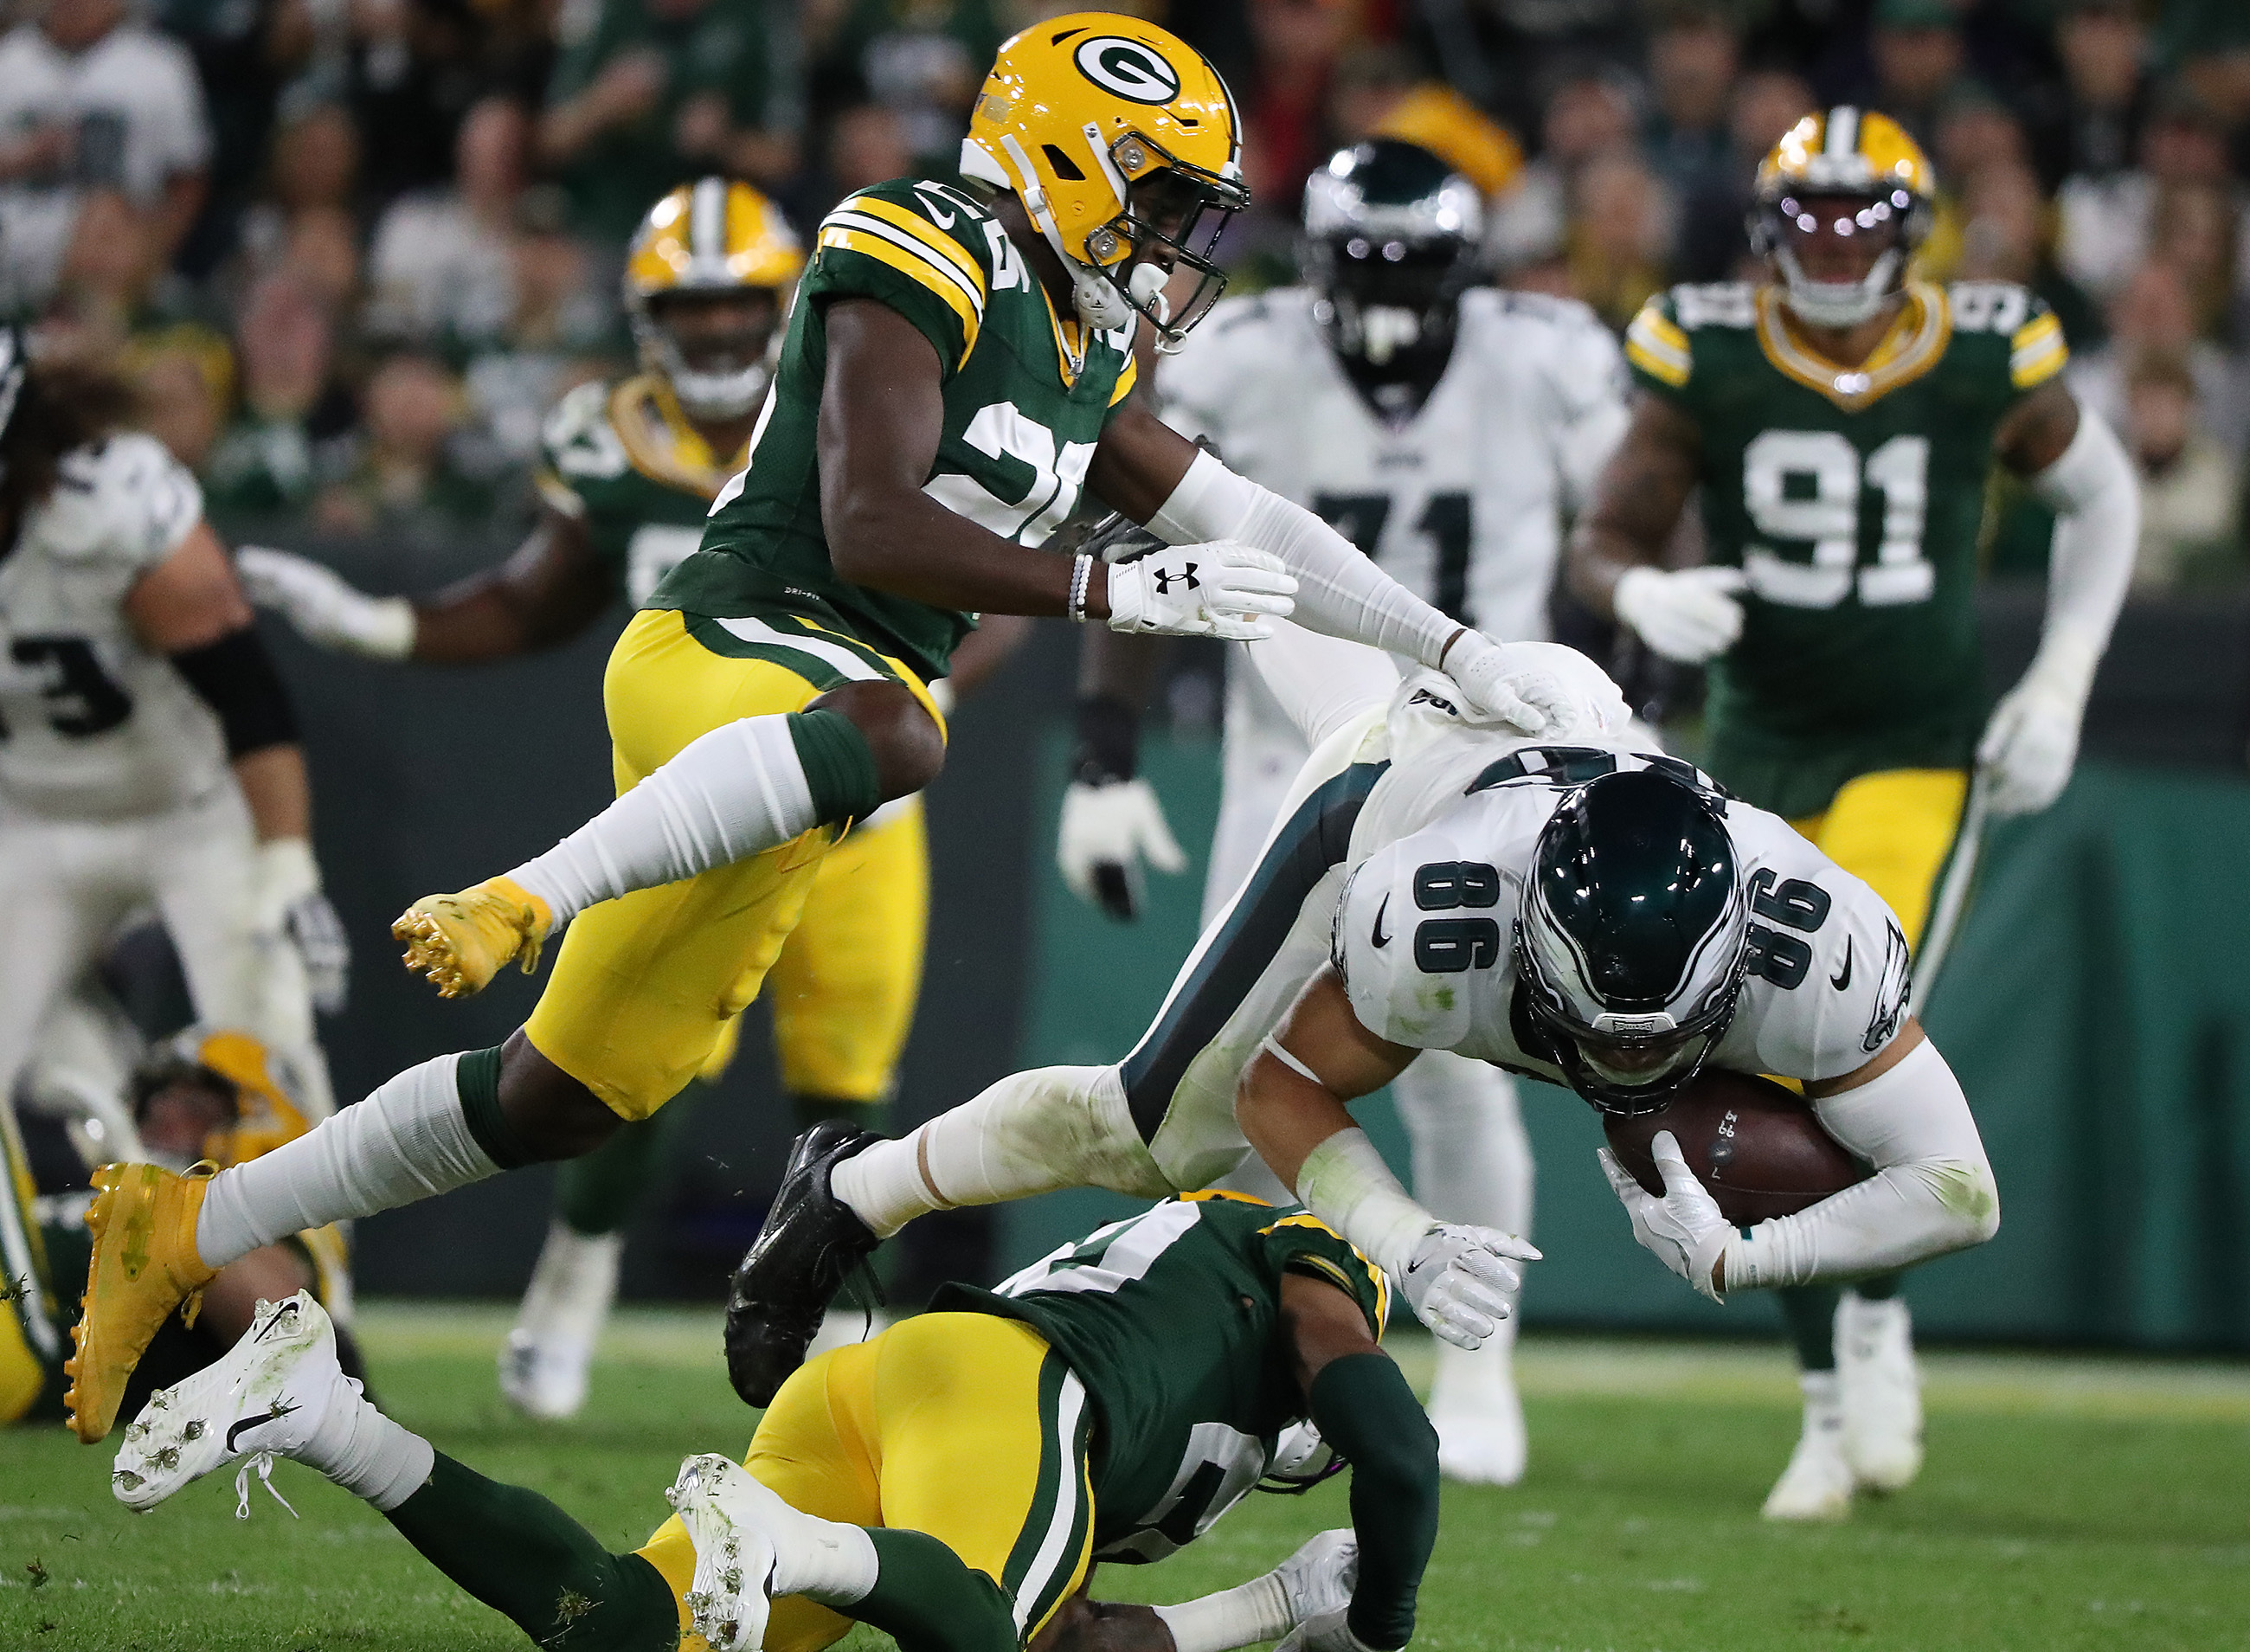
[[625, 177, 805, 419], [129, 1027, 314, 1171], [1749, 107, 1935, 327], [960, 12, 1249, 348]]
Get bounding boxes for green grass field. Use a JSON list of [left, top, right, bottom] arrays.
[[4, 1306, 2247, 1652]]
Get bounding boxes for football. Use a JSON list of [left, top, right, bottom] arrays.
[[1600, 1068, 1870, 1225]]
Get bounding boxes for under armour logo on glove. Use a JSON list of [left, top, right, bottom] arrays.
[[1106, 542, 1292, 640]]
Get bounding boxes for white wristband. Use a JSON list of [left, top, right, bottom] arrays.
[[1294, 1127, 1435, 1280]]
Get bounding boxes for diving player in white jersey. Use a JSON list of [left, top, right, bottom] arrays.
[[0, 330, 344, 1134], [729, 626, 1999, 1417], [1056, 140, 1632, 1482]]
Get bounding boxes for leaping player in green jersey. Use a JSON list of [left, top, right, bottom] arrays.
[[67, 12, 1571, 1448], [1568, 106, 2138, 1521]]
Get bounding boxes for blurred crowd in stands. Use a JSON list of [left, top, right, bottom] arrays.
[[2, 0, 2247, 585]]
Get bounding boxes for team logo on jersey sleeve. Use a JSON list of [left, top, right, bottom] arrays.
[[1074, 36, 1181, 104]]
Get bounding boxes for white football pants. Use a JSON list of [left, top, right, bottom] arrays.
[[0, 786, 336, 1123]]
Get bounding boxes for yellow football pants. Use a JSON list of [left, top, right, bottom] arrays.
[[636, 1313, 1096, 1652], [524, 608, 940, 1122], [1790, 768, 1971, 956]]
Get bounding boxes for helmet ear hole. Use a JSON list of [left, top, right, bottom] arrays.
[[1042, 144, 1087, 183]]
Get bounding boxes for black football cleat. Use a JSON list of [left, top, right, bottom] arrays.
[[723, 1122, 881, 1408]]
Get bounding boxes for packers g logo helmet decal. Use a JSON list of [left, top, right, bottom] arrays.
[[1074, 35, 1181, 104]]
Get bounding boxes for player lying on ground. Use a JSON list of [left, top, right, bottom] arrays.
[[113, 1193, 1432, 1652], [3, 1029, 359, 1428], [63, 12, 1565, 1446], [1572, 107, 2133, 1520], [723, 627, 2000, 1404], [234, 177, 1026, 1421]]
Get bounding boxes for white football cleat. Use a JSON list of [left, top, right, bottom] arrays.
[[1838, 1292, 1924, 1492], [668, 1453, 783, 1652], [1762, 1376, 1853, 1522], [499, 1223, 621, 1420], [1274, 1528, 1359, 1624], [1429, 1340, 1527, 1486], [110, 1291, 351, 1517]]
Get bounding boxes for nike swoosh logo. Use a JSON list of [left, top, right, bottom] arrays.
[[226, 1398, 298, 1453], [1831, 936, 1853, 991], [912, 189, 955, 228], [1372, 894, 1392, 949]]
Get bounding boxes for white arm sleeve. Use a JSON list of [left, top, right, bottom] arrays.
[[1147, 450, 1461, 668], [1720, 1038, 1999, 1289], [1241, 622, 1400, 749], [2022, 405, 2138, 697]]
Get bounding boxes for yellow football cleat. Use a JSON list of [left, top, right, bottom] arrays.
[[65, 1161, 220, 1444], [394, 875, 553, 999]]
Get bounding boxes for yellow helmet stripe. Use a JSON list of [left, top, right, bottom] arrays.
[[835, 196, 988, 300], [817, 224, 983, 360], [1826, 106, 1860, 159]]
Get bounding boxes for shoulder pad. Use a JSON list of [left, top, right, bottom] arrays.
[[1332, 843, 1508, 1051], [1669, 282, 1758, 331], [33, 433, 202, 569], [825, 178, 997, 271], [1479, 287, 1604, 331], [1947, 281, 2067, 390], [541, 381, 630, 486]]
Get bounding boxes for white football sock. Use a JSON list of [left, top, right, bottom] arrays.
[[507, 715, 817, 925], [300, 1380, 435, 1512], [1801, 1368, 1845, 1433], [1154, 1569, 1293, 1652], [759, 1494, 880, 1606], [513, 1222, 622, 1352], [196, 1054, 499, 1268], [830, 1065, 1168, 1238]]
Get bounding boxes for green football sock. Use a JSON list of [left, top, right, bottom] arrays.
[[847, 1529, 1020, 1652], [791, 1092, 889, 1134], [1852, 1271, 1905, 1302], [383, 1453, 678, 1652], [557, 1089, 704, 1236], [788, 708, 883, 825], [1779, 1284, 1841, 1372]]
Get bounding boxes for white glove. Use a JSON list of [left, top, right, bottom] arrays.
[[1276, 1609, 1389, 1652], [1275, 1529, 1359, 1628], [1612, 565, 1746, 665], [1105, 542, 1296, 640], [1058, 777, 1186, 921], [236, 546, 416, 660], [1398, 1223, 1540, 1350], [253, 838, 350, 1014], [1433, 633, 1558, 734], [1977, 635, 2098, 817], [1598, 1131, 1729, 1302]]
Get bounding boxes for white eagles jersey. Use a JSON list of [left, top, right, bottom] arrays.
[[0, 434, 229, 819], [1334, 739, 1914, 1088], [1158, 285, 1630, 640]]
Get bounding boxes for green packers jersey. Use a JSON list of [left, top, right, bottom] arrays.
[[652, 176, 1140, 683], [933, 1193, 1389, 1565], [535, 375, 747, 607], [1625, 279, 2068, 819]]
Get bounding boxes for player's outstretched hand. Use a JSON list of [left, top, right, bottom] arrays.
[[1276, 1609, 1388, 1652], [236, 546, 415, 660], [1613, 564, 1746, 665], [1400, 1223, 1542, 1350], [1598, 1132, 1729, 1302], [1276, 1529, 1360, 1629], [1977, 676, 2080, 817], [1106, 542, 1296, 640], [1058, 778, 1186, 921]]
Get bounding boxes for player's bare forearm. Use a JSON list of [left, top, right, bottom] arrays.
[[1238, 967, 1417, 1192], [820, 299, 1106, 619], [1280, 1271, 1385, 1396], [1565, 392, 1702, 620], [232, 743, 312, 841], [944, 612, 1033, 698], [1083, 395, 1199, 526], [1993, 378, 2081, 477], [410, 513, 612, 662], [1034, 1593, 1177, 1652]]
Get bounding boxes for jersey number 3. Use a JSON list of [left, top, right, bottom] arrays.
[[1741, 431, 1931, 610], [0, 637, 135, 741]]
